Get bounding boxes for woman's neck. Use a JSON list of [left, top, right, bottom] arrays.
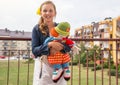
[[46, 22, 55, 29]]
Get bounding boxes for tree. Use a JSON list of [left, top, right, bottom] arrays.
[[75, 42, 101, 65]]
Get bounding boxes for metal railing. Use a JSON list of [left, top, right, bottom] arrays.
[[0, 37, 120, 85]]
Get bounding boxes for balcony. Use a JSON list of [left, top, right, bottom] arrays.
[[0, 37, 120, 85]]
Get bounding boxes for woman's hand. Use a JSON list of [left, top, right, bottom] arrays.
[[48, 41, 63, 51], [49, 48, 58, 55]]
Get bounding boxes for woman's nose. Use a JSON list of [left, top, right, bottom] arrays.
[[46, 11, 50, 14]]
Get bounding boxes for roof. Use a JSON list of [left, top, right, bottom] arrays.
[[0, 28, 31, 38]]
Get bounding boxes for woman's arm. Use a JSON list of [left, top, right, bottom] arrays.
[[32, 25, 49, 58]]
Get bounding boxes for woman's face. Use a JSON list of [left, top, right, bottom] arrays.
[[41, 4, 56, 23]]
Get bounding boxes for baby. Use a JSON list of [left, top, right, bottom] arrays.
[[44, 22, 74, 82]]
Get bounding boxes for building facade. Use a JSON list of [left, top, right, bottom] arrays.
[[0, 28, 31, 57], [75, 16, 120, 63]]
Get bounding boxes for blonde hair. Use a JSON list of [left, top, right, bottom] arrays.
[[38, 1, 56, 35]]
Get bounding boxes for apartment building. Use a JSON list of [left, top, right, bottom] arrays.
[[75, 16, 120, 63], [0, 28, 31, 56]]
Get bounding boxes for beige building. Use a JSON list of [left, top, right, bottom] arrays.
[[75, 16, 120, 63], [0, 28, 31, 56]]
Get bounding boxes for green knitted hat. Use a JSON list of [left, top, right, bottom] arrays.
[[55, 22, 70, 36]]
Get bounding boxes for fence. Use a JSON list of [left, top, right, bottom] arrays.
[[0, 37, 120, 85]]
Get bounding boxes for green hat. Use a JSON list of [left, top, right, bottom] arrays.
[[55, 22, 70, 36]]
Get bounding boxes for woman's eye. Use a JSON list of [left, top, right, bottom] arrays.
[[43, 9, 53, 13], [49, 10, 53, 13], [43, 10, 47, 12]]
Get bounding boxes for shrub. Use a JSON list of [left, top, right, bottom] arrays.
[[91, 65, 101, 71], [69, 61, 78, 65], [103, 62, 108, 68], [76, 43, 101, 66], [107, 69, 116, 76]]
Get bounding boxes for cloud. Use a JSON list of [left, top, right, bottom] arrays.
[[0, 0, 120, 36], [0, 0, 38, 31]]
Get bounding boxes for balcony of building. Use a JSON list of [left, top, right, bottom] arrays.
[[0, 37, 120, 85]]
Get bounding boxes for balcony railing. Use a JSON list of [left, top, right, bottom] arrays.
[[0, 37, 120, 85]]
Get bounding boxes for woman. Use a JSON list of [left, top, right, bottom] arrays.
[[32, 1, 67, 85]]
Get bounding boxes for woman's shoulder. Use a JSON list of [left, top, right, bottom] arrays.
[[32, 24, 40, 33], [33, 24, 39, 30]]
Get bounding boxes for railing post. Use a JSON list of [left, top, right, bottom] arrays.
[[94, 51, 96, 85], [17, 50, 20, 85], [116, 40, 119, 85], [78, 50, 81, 85], [70, 50, 73, 85], [86, 50, 89, 85], [7, 50, 10, 85], [27, 50, 30, 85], [101, 50, 104, 85]]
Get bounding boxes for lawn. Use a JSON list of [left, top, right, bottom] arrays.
[[0, 60, 34, 85], [0, 60, 120, 85], [68, 65, 120, 85]]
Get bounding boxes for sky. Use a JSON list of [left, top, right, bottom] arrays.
[[0, 0, 120, 36]]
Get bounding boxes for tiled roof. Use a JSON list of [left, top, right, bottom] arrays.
[[0, 29, 10, 36], [0, 28, 31, 38]]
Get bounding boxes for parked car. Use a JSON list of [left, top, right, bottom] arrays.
[[10, 56, 19, 60], [0, 56, 6, 59], [22, 55, 29, 59]]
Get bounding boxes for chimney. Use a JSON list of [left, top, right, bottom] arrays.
[[5, 28, 8, 32], [22, 30, 24, 35], [16, 30, 18, 33]]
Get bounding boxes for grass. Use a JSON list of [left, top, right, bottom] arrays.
[[0, 60, 34, 85], [68, 64, 120, 85], [0, 60, 120, 85]]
